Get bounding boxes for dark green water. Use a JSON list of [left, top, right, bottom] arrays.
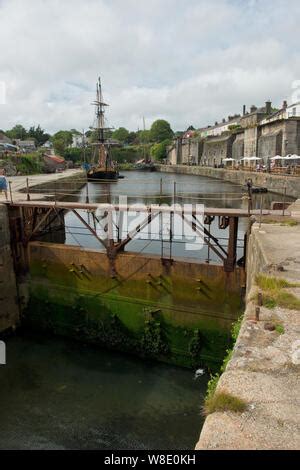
[[0, 332, 208, 450]]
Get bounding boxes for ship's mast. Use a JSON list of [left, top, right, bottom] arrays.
[[92, 76, 109, 167]]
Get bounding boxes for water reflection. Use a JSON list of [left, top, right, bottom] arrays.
[[60, 171, 294, 263]]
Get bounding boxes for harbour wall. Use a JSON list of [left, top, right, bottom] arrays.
[[156, 164, 300, 199], [22, 241, 245, 370], [0, 205, 20, 332], [19, 170, 86, 198], [196, 204, 300, 449]]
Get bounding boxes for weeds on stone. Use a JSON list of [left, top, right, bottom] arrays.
[[256, 275, 300, 311], [204, 391, 247, 415], [276, 291, 300, 310], [203, 315, 245, 415], [261, 218, 298, 227], [280, 220, 298, 227], [231, 315, 243, 342], [256, 275, 298, 290], [275, 324, 285, 335]]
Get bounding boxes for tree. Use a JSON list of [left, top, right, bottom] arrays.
[[6, 124, 27, 140], [137, 129, 151, 144], [150, 119, 173, 143], [112, 127, 129, 143], [150, 139, 172, 161], [126, 131, 138, 144], [28, 125, 50, 145], [51, 130, 73, 154]]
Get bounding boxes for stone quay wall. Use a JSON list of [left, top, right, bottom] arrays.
[[196, 207, 300, 450], [0, 205, 20, 333], [156, 164, 300, 199]]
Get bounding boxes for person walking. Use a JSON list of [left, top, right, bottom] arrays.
[[0, 168, 8, 200]]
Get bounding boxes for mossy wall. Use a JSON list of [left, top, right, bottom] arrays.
[[23, 242, 245, 370]]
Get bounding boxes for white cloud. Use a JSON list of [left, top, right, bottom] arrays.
[[0, 0, 299, 133]]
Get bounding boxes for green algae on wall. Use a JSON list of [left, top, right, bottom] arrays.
[[23, 242, 244, 370], [24, 290, 231, 371]]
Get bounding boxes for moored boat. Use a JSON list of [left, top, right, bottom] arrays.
[[86, 77, 119, 182]]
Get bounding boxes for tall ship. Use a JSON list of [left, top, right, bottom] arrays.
[[87, 77, 118, 181]]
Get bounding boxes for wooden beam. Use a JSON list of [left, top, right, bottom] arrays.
[[72, 209, 107, 249], [24, 207, 53, 244], [223, 217, 239, 272], [6, 200, 285, 218]]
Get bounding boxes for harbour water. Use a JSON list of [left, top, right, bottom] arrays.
[[0, 332, 207, 450], [61, 171, 293, 262]]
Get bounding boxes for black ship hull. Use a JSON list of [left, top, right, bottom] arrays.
[[87, 169, 118, 181]]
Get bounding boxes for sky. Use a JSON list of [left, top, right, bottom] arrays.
[[0, 0, 300, 134]]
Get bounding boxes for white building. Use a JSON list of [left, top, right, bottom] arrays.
[[199, 117, 240, 138], [260, 101, 300, 126], [71, 133, 84, 148]]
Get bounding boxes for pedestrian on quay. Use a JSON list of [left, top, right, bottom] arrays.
[[0, 168, 8, 200]]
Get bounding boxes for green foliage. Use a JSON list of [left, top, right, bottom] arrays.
[[189, 329, 203, 365], [28, 125, 50, 145], [280, 219, 298, 227], [231, 315, 243, 342], [150, 139, 172, 161], [262, 218, 298, 226], [127, 131, 137, 144], [63, 147, 91, 163], [137, 129, 151, 144], [256, 275, 300, 311], [112, 127, 129, 143], [228, 124, 242, 132], [150, 119, 174, 142], [117, 162, 136, 170], [204, 314, 243, 411], [204, 391, 247, 415], [140, 316, 169, 358], [100, 314, 136, 351], [6, 124, 27, 140], [263, 297, 277, 309], [206, 373, 220, 402], [51, 130, 73, 155], [275, 324, 285, 335], [276, 291, 300, 310], [256, 274, 298, 290], [6, 124, 50, 145], [16, 154, 43, 175], [110, 146, 139, 163], [220, 348, 233, 373]]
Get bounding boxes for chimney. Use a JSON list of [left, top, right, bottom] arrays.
[[282, 100, 287, 109], [265, 100, 272, 115], [222, 118, 226, 123], [215, 121, 218, 126], [250, 105, 257, 113], [243, 104, 246, 116]]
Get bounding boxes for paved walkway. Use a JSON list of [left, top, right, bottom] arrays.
[[196, 215, 300, 450], [0, 169, 86, 202]]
